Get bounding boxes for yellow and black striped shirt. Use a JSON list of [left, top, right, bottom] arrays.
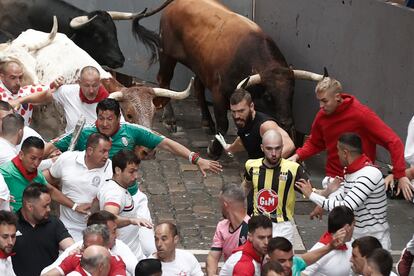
[[245, 158, 307, 223]]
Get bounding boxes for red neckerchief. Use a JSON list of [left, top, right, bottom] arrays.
[[79, 85, 109, 104], [231, 240, 262, 263], [344, 154, 372, 174], [95, 121, 120, 137], [12, 156, 37, 182], [0, 250, 15, 259], [319, 231, 347, 250]]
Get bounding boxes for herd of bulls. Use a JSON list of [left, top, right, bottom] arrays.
[[0, 0, 325, 142]]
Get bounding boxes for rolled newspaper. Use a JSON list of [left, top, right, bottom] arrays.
[[68, 115, 86, 151], [214, 133, 234, 158]]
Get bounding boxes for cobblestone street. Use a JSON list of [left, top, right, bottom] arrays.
[[137, 95, 414, 273]]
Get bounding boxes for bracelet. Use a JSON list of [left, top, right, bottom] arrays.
[[188, 152, 200, 165], [71, 203, 78, 211]]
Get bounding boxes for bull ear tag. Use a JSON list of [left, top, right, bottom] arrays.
[[240, 76, 250, 89], [323, 67, 329, 78]]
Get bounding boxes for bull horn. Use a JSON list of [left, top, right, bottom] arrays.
[[107, 9, 147, 20], [323, 67, 329, 78], [27, 16, 58, 51], [236, 74, 261, 89], [293, 70, 324, 82], [153, 77, 194, 99], [108, 91, 124, 101], [70, 14, 98, 29]]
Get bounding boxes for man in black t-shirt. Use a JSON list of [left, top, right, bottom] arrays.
[[208, 89, 295, 160], [12, 184, 74, 276]]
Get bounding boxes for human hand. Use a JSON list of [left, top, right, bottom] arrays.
[[75, 203, 92, 215], [7, 99, 21, 110], [309, 205, 324, 220], [130, 217, 153, 229], [197, 158, 223, 177], [295, 178, 313, 198], [287, 153, 299, 162], [384, 174, 394, 191], [326, 176, 343, 195], [330, 227, 347, 249], [50, 76, 64, 90], [396, 176, 414, 201]]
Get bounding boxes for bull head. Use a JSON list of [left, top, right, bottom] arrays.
[[109, 77, 194, 103]]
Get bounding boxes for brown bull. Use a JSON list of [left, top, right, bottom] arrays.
[[132, 0, 321, 137]]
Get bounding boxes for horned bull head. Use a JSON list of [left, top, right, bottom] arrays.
[[236, 68, 326, 139], [108, 77, 194, 128]]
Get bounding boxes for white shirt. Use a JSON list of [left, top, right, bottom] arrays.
[[53, 84, 99, 133], [0, 174, 11, 211], [97, 179, 143, 259], [0, 256, 16, 276], [303, 241, 352, 276], [0, 81, 49, 126], [18, 126, 43, 151], [155, 249, 203, 276], [49, 151, 112, 241], [40, 239, 137, 276], [405, 115, 414, 165], [0, 137, 17, 166]]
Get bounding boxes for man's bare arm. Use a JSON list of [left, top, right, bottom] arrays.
[[260, 120, 295, 158], [206, 250, 222, 276]]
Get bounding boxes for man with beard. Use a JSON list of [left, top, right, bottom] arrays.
[[208, 89, 295, 160], [0, 59, 61, 126], [220, 215, 272, 276], [244, 130, 308, 242], [206, 183, 249, 276], [12, 183, 74, 276], [0, 210, 17, 276]]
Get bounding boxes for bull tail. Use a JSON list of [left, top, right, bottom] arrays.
[[131, 0, 174, 65]]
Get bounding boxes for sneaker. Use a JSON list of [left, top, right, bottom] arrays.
[[397, 248, 414, 276]]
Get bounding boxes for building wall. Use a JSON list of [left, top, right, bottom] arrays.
[[64, 0, 414, 159]]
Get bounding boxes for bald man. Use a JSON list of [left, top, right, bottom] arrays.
[[0, 59, 60, 126], [68, 245, 111, 276], [12, 66, 109, 133], [244, 129, 308, 242]]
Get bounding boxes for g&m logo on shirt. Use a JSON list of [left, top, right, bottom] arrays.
[[257, 189, 278, 213]]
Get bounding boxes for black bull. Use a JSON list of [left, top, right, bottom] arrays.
[[0, 0, 127, 68], [131, 0, 319, 139]]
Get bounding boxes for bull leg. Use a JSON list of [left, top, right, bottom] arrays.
[[194, 77, 215, 134], [212, 92, 229, 135], [206, 89, 229, 160], [157, 55, 178, 132]]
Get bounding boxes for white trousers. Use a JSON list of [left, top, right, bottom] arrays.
[[133, 190, 156, 257], [272, 221, 295, 244]]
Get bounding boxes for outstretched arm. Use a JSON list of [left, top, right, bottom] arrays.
[[157, 138, 222, 177], [9, 76, 64, 107]]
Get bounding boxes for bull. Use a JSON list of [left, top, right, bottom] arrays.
[[2, 27, 193, 140], [0, 0, 145, 68], [131, 0, 322, 138]]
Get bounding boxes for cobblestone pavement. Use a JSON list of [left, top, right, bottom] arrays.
[[138, 95, 414, 273], [139, 96, 243, 250]]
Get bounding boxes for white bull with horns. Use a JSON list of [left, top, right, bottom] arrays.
[[1, 18, 193, 139]]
